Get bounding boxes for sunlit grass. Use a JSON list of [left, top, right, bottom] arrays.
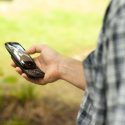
[[3, 76, 18, 84], [3, 117, 28, 125], [0, 10, 101, 55]]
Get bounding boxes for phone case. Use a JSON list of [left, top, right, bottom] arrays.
[[5, 42, 45, 79]]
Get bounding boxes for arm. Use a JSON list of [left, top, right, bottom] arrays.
[[59, 56, 86, 90], [12, 44, 86, 90]]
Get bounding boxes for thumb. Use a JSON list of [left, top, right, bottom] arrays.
[[26, 45, 43, 54]]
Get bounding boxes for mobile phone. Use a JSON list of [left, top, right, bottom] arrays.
[[5, 42, 45, 79]]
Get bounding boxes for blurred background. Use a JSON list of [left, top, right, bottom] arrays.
[[0, 0, 109, 125]]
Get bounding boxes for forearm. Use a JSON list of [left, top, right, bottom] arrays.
[[59, 56, 86, 90]]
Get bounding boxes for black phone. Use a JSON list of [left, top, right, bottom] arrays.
[[5, 42, 45, 79]]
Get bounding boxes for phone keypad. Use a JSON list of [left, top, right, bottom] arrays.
[[25, 69, 45, 78]]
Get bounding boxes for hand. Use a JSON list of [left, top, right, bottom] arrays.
[[12, 44, 86, 90], [12, 44, 63, 85]]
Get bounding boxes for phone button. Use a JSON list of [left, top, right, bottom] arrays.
[[25, 69, 44, 78], [34, 69, 42, 75]]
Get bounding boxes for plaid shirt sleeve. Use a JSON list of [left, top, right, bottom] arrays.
[[77, 0, 125, 125]]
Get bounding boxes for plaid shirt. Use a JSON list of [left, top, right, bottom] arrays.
[[77, 0, 125, 125]]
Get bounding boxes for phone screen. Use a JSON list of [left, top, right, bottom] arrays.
[[8, 43, 36, 69]]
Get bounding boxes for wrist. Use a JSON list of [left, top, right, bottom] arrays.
[[58, 56, 69, 80], [58, 56, 78, 80], [58, 56, 86, 90]]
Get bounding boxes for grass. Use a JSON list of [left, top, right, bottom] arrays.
[[3, 118, 28, 125], [0, 0, 110, 54], [15, 85, 36, 105], [0, 11, 100, 54], [3, 76, 18, 84]]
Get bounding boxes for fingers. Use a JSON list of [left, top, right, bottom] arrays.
[[26, 44, 46, 54], [11, 62, 16, 68], [11, 64, 47, 85], [15, 67, 23, 75], [14, 67, 46, 84], [22, 73, 29, 80], [22, 73, 47, 85], [11, 62, 23, 75]]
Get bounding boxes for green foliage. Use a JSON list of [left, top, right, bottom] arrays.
[[0, 90, 4, 109], [15, 85, 36, 104], [0, 67, 4, 77], [0, 9, 102, 55], [3, 76, 18, 84], [3, 118, 28, 125]]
